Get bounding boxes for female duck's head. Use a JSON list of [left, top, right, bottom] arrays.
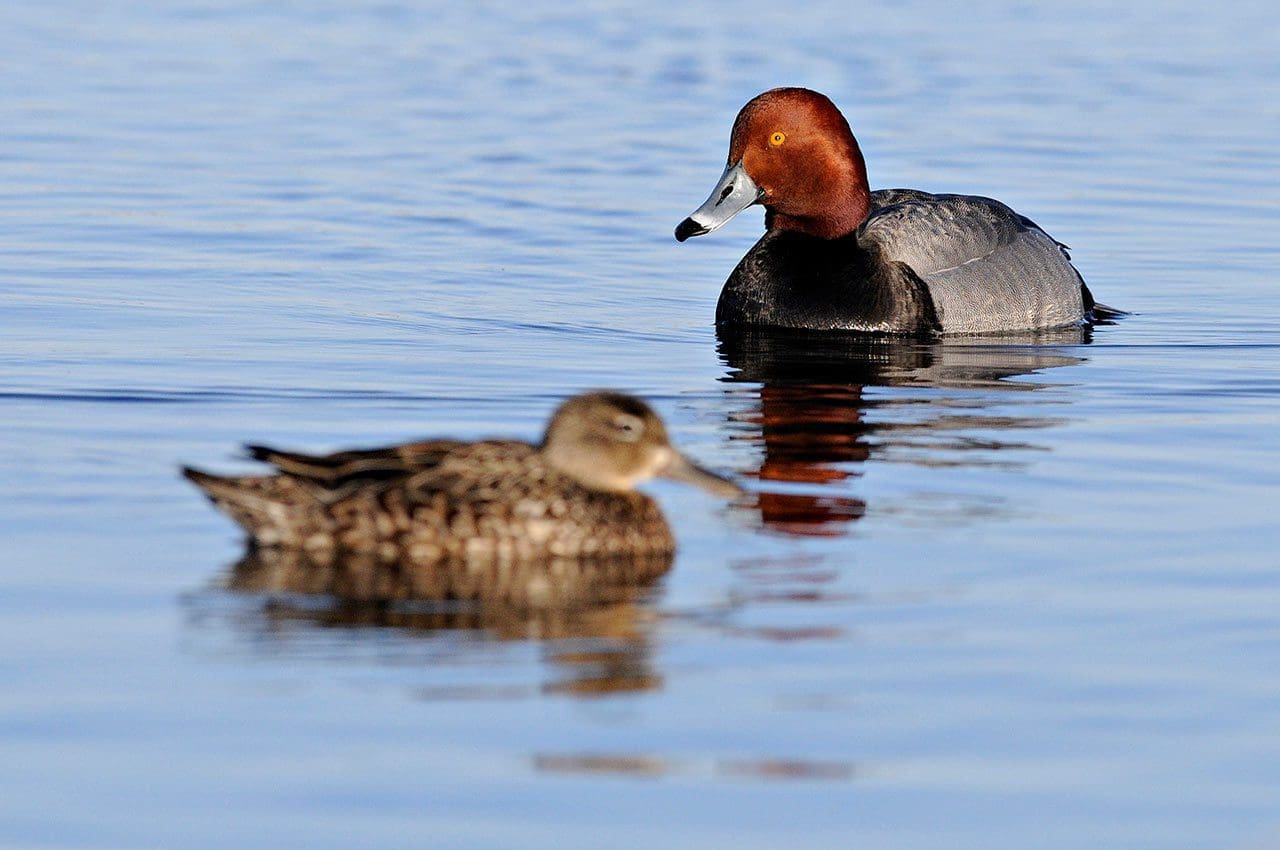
[[540, 392, 741, 497]]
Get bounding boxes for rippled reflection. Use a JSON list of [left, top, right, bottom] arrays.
[[532, 752, 855, 781], [720, 326, 1090, 535], [185, 547, 670, 696], [227, 546, 672, 609]]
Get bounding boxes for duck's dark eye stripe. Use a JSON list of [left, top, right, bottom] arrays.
[[610, 413, 645, 439]]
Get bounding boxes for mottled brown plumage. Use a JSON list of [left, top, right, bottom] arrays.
[[183, 392, 740, 565]]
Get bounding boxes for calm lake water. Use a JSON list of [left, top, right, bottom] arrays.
[[3, 2, 1279, 848]]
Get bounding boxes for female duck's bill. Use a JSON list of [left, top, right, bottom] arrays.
[[182, 391, 741, 563], [673, 87, 1105, 335]]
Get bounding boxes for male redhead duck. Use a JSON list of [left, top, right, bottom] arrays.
[[676, 87, 1107, 335]]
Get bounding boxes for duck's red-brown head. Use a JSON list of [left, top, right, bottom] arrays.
[[675, 88, 871, 242]]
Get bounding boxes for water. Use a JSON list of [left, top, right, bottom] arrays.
[[3, 2, 1279, 848]]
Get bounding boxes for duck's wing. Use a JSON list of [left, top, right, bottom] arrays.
[[402, 441, 542, 503], [184, 440, 544, 545], [865, 191, 1066, 273], [861, 192, 1086, 334], [244, 439, 468, 487]]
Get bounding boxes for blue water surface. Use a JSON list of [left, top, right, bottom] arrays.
[[2, 2, 1279, 848]]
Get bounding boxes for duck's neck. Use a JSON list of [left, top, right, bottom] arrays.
[[767, 139, 871, 240], [540, 442, 633, 494]]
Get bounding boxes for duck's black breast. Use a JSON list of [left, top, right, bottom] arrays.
[[715, 228, 939, 334], [715, 189, 1091, 335]]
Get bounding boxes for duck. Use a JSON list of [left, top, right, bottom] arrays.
[[676, 87, 1107, 335], [183, 391, 741, 563]]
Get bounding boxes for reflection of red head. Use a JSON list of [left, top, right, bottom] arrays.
[[756, 384, 869, 482], [742, 383, 870, 536], [754, 490, 866, 538]]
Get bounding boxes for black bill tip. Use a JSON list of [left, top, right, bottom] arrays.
[[674, 217, 708, 242]]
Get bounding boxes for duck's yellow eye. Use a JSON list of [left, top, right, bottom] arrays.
[[769, 131, 786, 147]]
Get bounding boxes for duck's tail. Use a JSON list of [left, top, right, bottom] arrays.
[[182, 466, 317, 547], [1089, 302, 1129, 323]]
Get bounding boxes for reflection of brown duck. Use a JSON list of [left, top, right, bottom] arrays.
[[227, 544, 672, 611], [216, 547, 665, 696], [183, 391, 740, 563]]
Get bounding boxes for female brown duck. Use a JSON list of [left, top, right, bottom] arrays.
[[676, 87, 1107, 335], [184, 392, 740, 563]]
